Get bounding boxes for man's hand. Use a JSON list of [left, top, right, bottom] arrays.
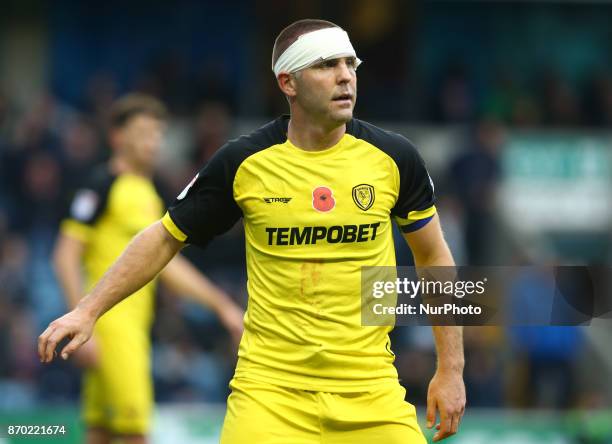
[[426, 368, 466, 441], [218, 303, 245, 348], [38, 307, 96, 363]]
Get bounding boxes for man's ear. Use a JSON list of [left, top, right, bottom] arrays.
[[277, 73, 298, 98]]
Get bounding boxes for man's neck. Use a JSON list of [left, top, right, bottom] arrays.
[[287, 113, 347, 152], [110, 157, 151, 178]]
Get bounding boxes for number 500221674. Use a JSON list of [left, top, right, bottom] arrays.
[[5, 424, 67, 436]]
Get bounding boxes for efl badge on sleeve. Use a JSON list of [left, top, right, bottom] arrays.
[[70, 189, 99, 221], [177, 173, 199, 200], [352, 184, 375, 211]]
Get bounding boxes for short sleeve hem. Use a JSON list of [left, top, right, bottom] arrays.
[[161, 212, 188, 242], [394, 205, 437, 232]]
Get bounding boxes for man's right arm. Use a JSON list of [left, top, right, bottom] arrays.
[[38, 220, 183, 363], [53, 234, 87, 310], [52, 232, 102, 368]]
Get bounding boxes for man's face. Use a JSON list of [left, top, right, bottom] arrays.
[[292, 56, 357, 126], [115, 114, 165, 170]]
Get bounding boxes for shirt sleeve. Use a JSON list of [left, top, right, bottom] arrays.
[[60, 170, 114, 242], [390, 139, 437, 233], [163, 144, 243, 248]]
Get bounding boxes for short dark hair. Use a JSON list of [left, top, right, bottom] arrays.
[[272, 19, 339, 68], [109, 93, 168, 129]]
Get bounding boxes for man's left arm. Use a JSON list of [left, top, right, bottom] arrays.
[[403, 213, 466, 442]]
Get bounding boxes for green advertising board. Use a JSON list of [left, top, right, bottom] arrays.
[[501, 133, 612, 233]]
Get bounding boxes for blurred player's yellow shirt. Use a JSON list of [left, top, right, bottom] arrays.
[[61, 169, 164, 433], [163, 116, 436, 391], [61, 170, 164, 330]]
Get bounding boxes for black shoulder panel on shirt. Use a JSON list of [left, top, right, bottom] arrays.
[[167, 116, 288, 248], [152, 175, 175, 207], [347, 118, 435, 218], [64, 163, 116, 225]]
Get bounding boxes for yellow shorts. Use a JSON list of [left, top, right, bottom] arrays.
[[82, 319, 152, 435], [220, 378, 426, 444]]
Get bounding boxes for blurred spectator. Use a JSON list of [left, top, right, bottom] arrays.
[[0, 299, 12, 378], [0, 91, 14, 143], [20, 151, 64, 231], [433, 63, 475, 124], [192, 59, 237, 114], [81, 72, 118, 128], [138, 51, 193, 115], [481, 70, 520, 123], [191, 101, 232, 167], [463, 327, 505, 407], [59, 116, 104, 191], [583, 70, 612, 127], [539, 69, 583, 127], [153, 290, 232, 403], [0, 233, 38, 408], [508, 267, 584, 409], [0, 235, 29, 307], [393, 327, 436, 406], [511, 94, 542, 127], [448, 119, 504, 265], [482, 69, 543, 127]]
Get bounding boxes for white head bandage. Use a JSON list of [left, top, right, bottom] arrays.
[[272, 27, 362, 77]]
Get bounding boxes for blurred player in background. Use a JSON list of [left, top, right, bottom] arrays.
[[53, 94, 244, 444], [40, 20, 465, 443]]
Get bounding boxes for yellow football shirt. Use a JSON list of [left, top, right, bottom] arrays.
[[163, 116, 436, 391], [61, 168, 163, 328]]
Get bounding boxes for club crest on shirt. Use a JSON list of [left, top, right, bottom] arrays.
[[352, 184, 375, 211], [312, 186, 335, 212]]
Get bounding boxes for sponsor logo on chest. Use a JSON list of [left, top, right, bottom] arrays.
[[263, 183, 381, 246]]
